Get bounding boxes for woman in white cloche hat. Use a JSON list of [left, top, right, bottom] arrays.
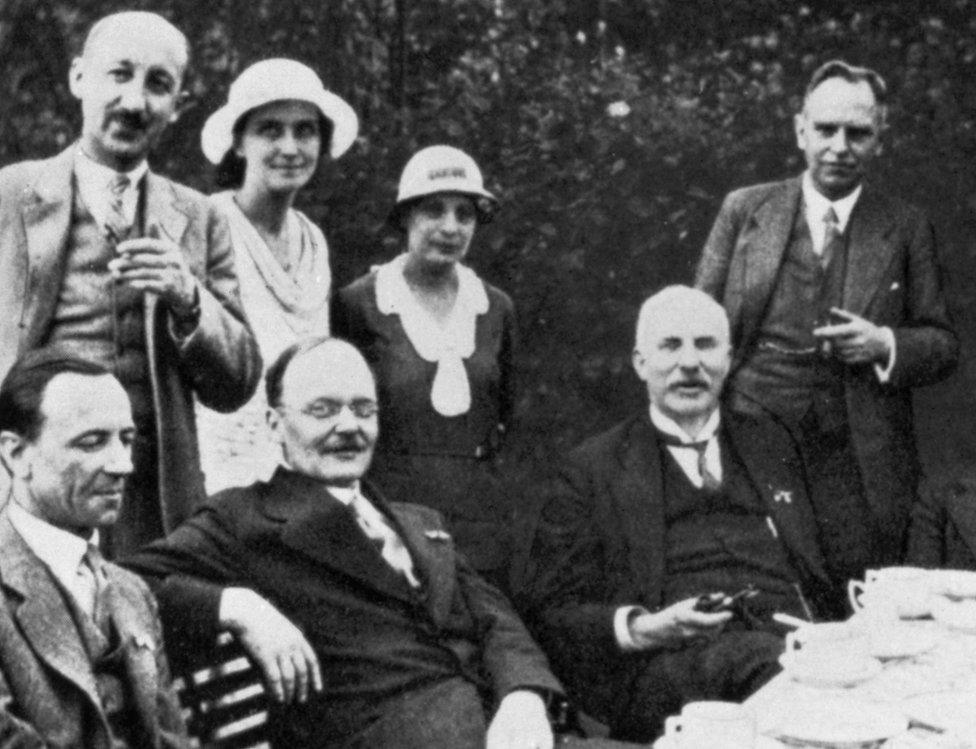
[[333, 145, 517, 590], [196, 58, 358, 494]]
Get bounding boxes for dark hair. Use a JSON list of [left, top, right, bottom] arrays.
[[0, 348, 113, 442], [214, 110, 336, 189], [804, 60, 888, 108]]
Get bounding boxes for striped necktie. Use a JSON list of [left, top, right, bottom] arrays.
[[821, 206, 843, 270], [350, 493, 421, 588], [104, 173, 132, 242]]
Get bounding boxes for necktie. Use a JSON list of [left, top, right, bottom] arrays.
[[657, 432, 723, 491], [821, 206, 843, 270], [78, 544, 112, 635], [104, 173, 132, 241], [350, 493, 421, 588]]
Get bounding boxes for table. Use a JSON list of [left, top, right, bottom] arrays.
[[745, 618, 976, 747]]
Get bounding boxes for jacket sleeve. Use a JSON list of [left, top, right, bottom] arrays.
[[122, 504, 243, 661], [172, 201, 263, 413], [694, 191, 743, 301], [0, 670, 47, 748], [885, 214, 959, 389]]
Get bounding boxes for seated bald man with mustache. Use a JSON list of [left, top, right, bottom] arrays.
[[521, 286, 833, 742]]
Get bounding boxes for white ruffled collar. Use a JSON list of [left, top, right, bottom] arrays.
[[375, 254, 488, 416]]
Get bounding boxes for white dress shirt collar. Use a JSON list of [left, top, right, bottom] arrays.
[[74, 147, 148, 228], [649, 404, 720, 444], [7, 500, 97, 592], [802, 171, 861, 253], [327, 481, 361, 507]]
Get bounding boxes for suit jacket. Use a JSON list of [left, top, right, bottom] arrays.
[[520, 409, 829, 721], [0, 146, 262, 531], [125, 468, 561, 747], [695, 176, 958, 555], [906, 475, 976, 570], [0, 511, 187, 748]]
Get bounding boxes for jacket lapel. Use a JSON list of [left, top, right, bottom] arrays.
[[734, 178, 802, 353], [19, 147, 76, 348], [842, 185, 898, 316], [724, 413, 830, 587], [385, 501, 457, 626], [0, 515, 103, 714], [268, 472, 415, 604], [614, 417, 667, 608]]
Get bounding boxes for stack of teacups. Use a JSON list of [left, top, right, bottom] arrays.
[[661, 701, 755, 748]]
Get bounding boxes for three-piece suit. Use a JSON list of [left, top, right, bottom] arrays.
[[522, 409, 830, 741], [0, 146, 261, 551], [125, 468, 562, 748], [695, 177, 957, 573]]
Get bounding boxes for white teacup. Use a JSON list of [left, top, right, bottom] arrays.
[[784, 621, 869, 659], [663, 701, 755, 748], [848, 566, 931, 619]]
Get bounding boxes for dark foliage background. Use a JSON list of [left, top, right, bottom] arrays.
[[2, 0, 974, 486]]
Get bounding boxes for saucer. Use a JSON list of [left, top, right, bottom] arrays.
[[779, 652, 882, 689], [765, 697, 906, 748], [930, 596, 976, 633], [652, 735, 781, 748]]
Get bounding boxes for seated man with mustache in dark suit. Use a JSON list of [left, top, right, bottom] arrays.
[[125, 336, 563, 749], [521, 286, 833, 743]]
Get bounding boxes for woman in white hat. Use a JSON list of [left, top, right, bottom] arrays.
[[333, 145, 516, 589], [196, 58, 358, 494]]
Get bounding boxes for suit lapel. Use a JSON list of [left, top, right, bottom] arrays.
[[843, 185, 898, 316], [614, 418, 667, 608], [19, 147, 76, 348], [268, 472, 415, 604], [385, 501, 457, 626], [724, 414, 830, 587], [735, 178, 802, 351], [0, 516, 103, 711]]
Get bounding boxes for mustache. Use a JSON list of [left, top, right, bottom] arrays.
[[110, 110, 149, 131], [315, 434, 369, 453]]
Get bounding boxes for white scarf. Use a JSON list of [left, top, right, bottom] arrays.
[[375, 254, 488, 416]]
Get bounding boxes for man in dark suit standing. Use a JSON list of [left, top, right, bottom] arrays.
[[695, 61, 958, 600], [522, 286, 831, 742], [0, 348, 187, 747], [0, 11, 261, 555], [126, 336, 562, 749]]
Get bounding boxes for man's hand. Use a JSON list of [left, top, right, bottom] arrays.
[[219, 588, 322, 704], [486, 690, 553, 749], [813, 308, 891, 365], [109, 227, 198, 318], [628, 597, 732, 651]]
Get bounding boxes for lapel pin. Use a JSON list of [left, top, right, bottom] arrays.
[[890, 282, 900, 291], [773, 490, 793, 504], [424, 529, 451, 542], [132, 633, 154, 650]]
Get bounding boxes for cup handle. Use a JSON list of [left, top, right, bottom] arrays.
[[848, 580, 867, 611], [664, 716, 682, 737]]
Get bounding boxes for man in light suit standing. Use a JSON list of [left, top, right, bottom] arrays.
[[695, 60, 957, 610], [0, 11, 261, 555], [0, 348, 187, 747]]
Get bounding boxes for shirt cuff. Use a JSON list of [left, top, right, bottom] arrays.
[[614, 605, 649, 651], [873, 327, 896, 383]]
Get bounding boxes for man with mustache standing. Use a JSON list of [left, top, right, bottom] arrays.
[[695, 61, 957, 610], [0, 11, 261, 555], [521, 286, 831, 742], [126, 336, 563, 749], [0, 347, 187, 747]]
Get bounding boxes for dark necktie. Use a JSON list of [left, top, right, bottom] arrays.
[[821, 206, 843, 270], [657, 431, 723, 491]]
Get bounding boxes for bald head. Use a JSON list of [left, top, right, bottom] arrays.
[[81, 12, 188, 74], [635, 285, 730, 355]]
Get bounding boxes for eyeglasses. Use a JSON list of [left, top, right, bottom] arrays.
[[278, 399, 379, 420]]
